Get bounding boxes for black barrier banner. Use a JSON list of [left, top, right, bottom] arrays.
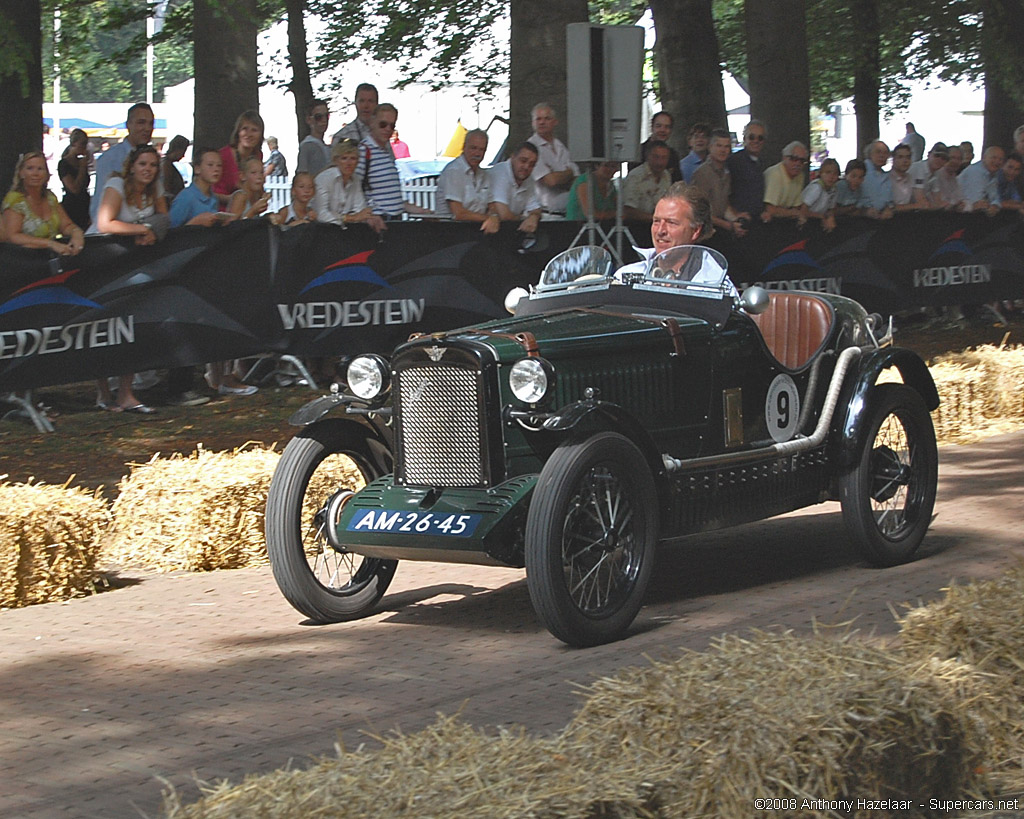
[[1, 213, 1023, 393], [715, 210, 1024, 312]]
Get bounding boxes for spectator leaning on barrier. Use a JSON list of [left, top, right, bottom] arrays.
[[314, 138, 385, 232], [169, 148, 231, 229], [800, 156, 839, 232], [228, 156, 276, 223], [728, 120, 767, 221], [959, 145, 1005, 214], [3, 150, 83, 256], [909, 142, 948, 207], [296, 99, 331, 177], [90, 102, 155, 227], [162, 134, 191, 203], [692, 129, 747, 237], [356, 104, 431, 221], [622, 140, 673, 222], [861, 140, 894, 219], [997, 151, 1023, 212], [528, 103, 578, 216], [277, 171, 317, 225], [435, 128, 498, 232], [762, 140, 809, 223], [487, 141, 542, 234], [92, 144, 170, 414], [930, 144, 964, 210], [890, 143, 929, 211], [332, 83, 378, 147], [835, 159, 868, 217]]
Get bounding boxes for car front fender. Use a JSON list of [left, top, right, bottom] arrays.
[[541, 400, 665, 478], [833, 346, 939, 468]]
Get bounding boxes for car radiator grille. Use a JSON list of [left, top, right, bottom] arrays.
[[395, 364, 485, 487]]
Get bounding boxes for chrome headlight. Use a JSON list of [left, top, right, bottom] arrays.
[[509, 357, 553, 404], [346, 354, 390, 400]]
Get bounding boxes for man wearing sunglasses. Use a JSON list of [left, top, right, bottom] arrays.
[[762, 140, 809, 223], [296, 99, 332, 176], [728, 120, 766, 222]]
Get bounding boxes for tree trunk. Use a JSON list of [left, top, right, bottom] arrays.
[[193, 0, 259, 151], [508, 0, 589, 154], [981, 0, 1024, 148], [649, 0, 726, 155], [850, 0, 880, 153], [0, 0, 44, 186], [286, 0, 314, 144], [745, 0, 810, 167]]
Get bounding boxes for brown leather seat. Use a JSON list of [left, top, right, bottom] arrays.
[[749, 292, 834, 370]]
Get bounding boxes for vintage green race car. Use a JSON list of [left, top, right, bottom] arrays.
[[265, 245, 939, 647]]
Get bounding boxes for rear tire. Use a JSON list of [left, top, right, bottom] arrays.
[[265, 422, 397, 622], [525, 432, 657, 647], [839, 384, 937, 567]]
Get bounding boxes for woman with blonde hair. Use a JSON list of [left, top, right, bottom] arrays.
[[215, 110, 265, 199], [2, 150, 84, 256], [313, 138, 384, 232]]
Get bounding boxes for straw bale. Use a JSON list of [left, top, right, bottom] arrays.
[[563, 630, 990, 817], [897, 564, 1024, 790], [162, 630, 997, 819], [0, 478, 109, 608], [162, 714, 654, 819], [929, 344, 1024, 443], [105, 446, 362, 573]]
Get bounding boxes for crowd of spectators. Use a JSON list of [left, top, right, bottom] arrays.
[[8, 95, 1024, 413]]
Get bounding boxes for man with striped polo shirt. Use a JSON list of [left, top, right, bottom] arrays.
[[355, 103, 432, 220]]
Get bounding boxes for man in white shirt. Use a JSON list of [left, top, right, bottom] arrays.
[[89, 102, 154, 226], [488, 142, 542, 234], [296, 99, 332, 176], [527, 103, 578, 215], [332, 83, 378, 146], [434, 129, 498, 233]]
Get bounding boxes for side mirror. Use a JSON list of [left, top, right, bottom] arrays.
[[505, 287, 529, 314], [739, 286, 770, 314]]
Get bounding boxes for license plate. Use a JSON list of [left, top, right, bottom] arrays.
[[346, 509, 482, 537]]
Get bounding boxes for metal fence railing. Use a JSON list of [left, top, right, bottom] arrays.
[[262, 174, 439, 215]]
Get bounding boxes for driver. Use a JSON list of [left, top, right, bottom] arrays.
[[615, 183, 738, 298]]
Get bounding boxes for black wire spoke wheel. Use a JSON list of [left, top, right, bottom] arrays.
[[840, 384, 937, 567], [266, 422, 397, 622], [561, 464, 642, 615], [526, 432, 657, 647]]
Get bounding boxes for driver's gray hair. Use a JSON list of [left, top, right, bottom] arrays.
[[659, 182, 713, 240]]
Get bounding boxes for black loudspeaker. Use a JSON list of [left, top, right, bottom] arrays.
[[565, 24, 645, 163]]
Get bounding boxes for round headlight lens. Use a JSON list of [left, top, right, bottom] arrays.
[[509, 358, 551, 404], [346, 355, 389, 400]]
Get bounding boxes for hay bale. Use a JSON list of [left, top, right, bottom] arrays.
[[897, 564, 1024, 791], [161, 715, 651, 819], [161, 630, 996, 819], [930, 344, 1024, 443], [0, 478, 109, 608], [105, 445, 362, 573], [563, 630, 990, 817]]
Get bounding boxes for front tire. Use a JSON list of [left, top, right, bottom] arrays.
[[525, 432, 657, 647], [265, 422, 397, 622], [839, 384, 937, 567]]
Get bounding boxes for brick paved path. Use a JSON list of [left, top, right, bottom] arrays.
[[2, 432, 1022, 818]]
